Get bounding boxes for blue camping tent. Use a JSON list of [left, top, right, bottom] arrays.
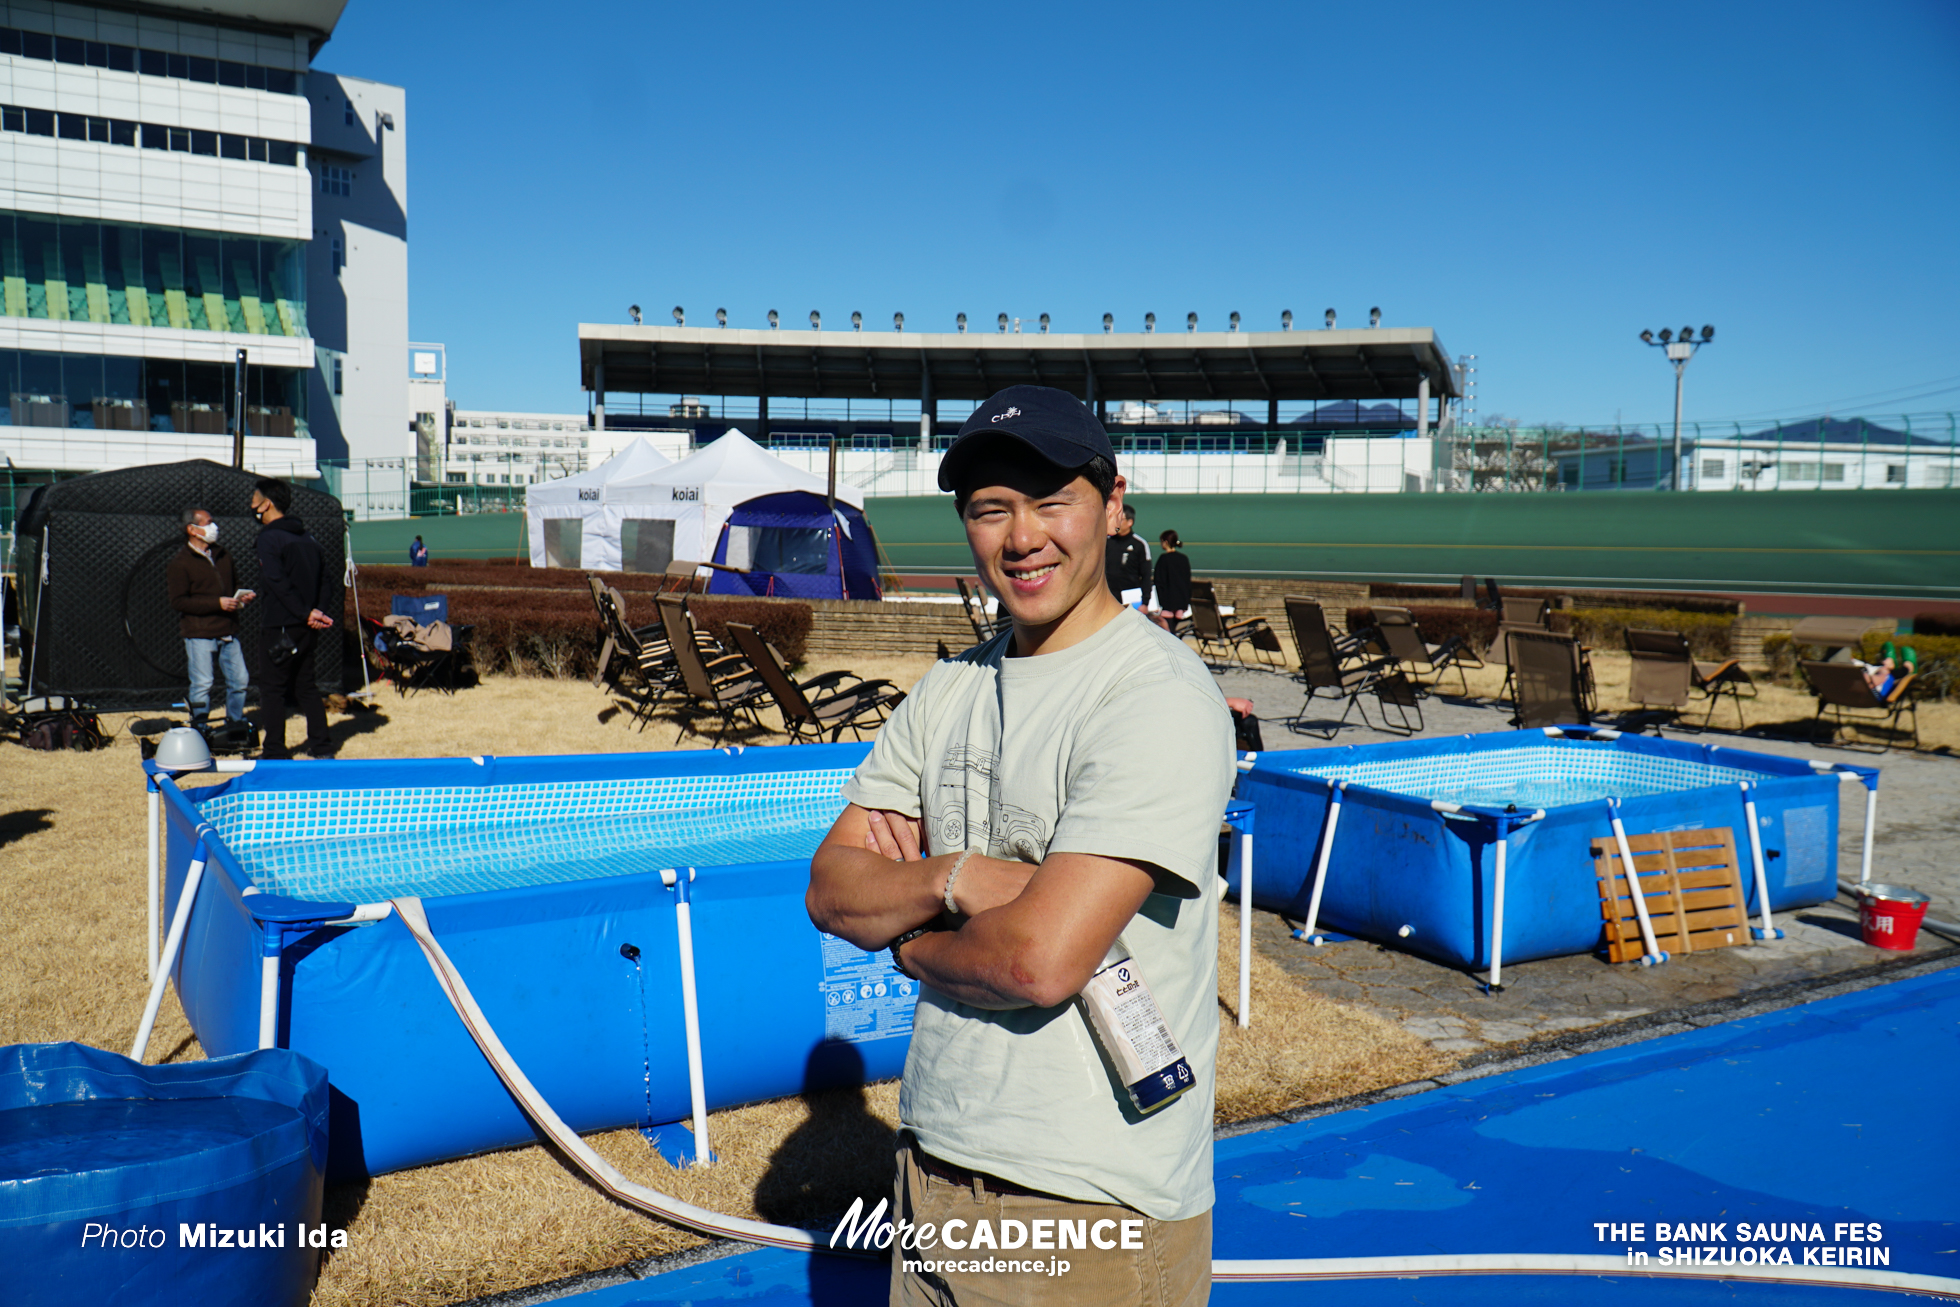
[[706, 491, 882, 601]]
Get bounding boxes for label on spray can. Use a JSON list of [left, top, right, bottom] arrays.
[[1079, 940, 1194, 1114]]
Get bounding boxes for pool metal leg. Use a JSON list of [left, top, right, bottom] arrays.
[[1607, 799, 1669, 967], [132, 843, 207, 1062], [663, 867, 713, 1167], [1740, 783, 1784, 941], [1487, 830, 1508, 990], [147, 777, 160, 984], [1300, 784, 1344, 948], [260, 921, 283, 1049], [1238, 826, 1253, 1028], [1861, 783, 1878, 887]]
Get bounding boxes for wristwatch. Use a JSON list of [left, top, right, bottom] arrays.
[[888, 926, 933, 980]]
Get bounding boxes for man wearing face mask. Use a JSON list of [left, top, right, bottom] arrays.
[[165, 506, 255, 734], [249, 478, 337, 759]]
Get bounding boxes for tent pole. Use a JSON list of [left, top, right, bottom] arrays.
[[26, 527, 48, 695], [347, 524, 375, 701]]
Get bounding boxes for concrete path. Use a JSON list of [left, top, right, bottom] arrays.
[[1208, 662, 1960, 1061]]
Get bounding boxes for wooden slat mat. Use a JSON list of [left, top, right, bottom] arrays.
[[1592, 826, 1749, 963]]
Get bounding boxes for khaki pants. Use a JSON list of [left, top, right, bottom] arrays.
[[889, 1143, 1210, 1307]]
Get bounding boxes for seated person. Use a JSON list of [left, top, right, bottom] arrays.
[[1856, 642, 1916, 700]]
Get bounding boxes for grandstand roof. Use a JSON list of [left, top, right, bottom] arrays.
[[577, 325, 1459, 404]]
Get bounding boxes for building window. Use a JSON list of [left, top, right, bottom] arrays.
[[331, 236, 345, 274], [1886, 464, 1906, 484], [1701, 458, 1725, 480], [320, 165, 354, 197], [446, 472, 466, 483], [331, 356, 343, 396], [344, 97, 356, 126], [1, 107, 296, 164], [0, 26, 301, 94]]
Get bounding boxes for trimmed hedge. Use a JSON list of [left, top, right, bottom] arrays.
[[1567, 606, 1736, 660], [1915, 613, 1960, 638], [1368, 582, 1739, 616], [360, 562, 704, 596]]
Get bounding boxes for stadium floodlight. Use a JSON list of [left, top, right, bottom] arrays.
[[1369, 306, 1381, 327], [957, 312, 967, 333], [1641, 321, 1716, 491], [1039, 313, 1050, 333], [628, 305, 642, 324], [715, 307, 727, 328], [997, 313, 1009, 333], [810, 310, 821, 329], [1229, 311, 1240, 332], [1102, 313, 1113, 333], [673, 306, 685, 326], [1281, 310, 1293, 330], [1186, 312, 1198, 332], [768, 309, 779, 329], [852, 311, 863, 331], [894, 311, 904, 331], [1144, 312, 1156, 333], [1325, 308, 1336, 329]]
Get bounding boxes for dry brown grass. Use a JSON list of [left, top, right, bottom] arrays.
[[2, 651, 1444, 1307]]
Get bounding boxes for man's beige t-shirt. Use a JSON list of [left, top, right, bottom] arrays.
[[842, 606, 1234, 1221]]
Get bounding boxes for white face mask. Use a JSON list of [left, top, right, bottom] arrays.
[[200, 522, 218, 543]]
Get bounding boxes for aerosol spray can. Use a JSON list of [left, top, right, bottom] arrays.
[[1079, 939, 1195, 1114]]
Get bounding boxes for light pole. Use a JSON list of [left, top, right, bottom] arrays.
[[1640, 324, 1714, 490]]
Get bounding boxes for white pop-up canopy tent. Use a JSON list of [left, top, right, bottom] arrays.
[[525, 436, 673, 570], [599, 428, 865, 576]]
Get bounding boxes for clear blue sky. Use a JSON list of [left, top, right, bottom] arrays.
[[319, 1, 1960, 429]]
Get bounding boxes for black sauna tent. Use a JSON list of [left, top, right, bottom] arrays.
[[15, 460, 345, 710]]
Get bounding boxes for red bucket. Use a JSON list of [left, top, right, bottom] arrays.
[[1857, 884, 1930, 951]]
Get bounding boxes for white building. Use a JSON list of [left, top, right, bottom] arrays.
[[447, 408, 594, 486], [0, 0, 417, 527]]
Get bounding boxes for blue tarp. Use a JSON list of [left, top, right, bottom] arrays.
[[572, 967, 1960, 1305], [0, 1042, 329, 1307], [707, 491, 882, 601]]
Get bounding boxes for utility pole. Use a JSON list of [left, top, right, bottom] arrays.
[[231, 348, 247, 469], [1640, 326, 1714, 490]]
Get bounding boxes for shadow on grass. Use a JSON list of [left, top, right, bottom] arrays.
[[0, 807, 54, 848]]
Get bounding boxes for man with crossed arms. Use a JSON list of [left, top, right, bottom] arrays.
[[809, 385, 1233, 1306]]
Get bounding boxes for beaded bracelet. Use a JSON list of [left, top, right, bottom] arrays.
[[942, 847, 977, 917]]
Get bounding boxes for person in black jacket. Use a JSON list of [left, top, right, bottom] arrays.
[[1151, 529, 1192, 632], [1104, 506, 1151, 607], [249, 478, 336, 759]]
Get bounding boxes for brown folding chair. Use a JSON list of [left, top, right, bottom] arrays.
[[1286, 598, 1403, 738], [660, 559, 704, 593], [1626, 628, 1754, 730], [1190, 593, 1283, 668], [1801, 660, 1919, 752], [1509, 629, 1590, 730], [955, 577, 1008, 646], [1371, 604, 1481, 696], [1489, 596, 1552, 669], [1283, 596, 1369, 679], [651, 594, 767, 741], [726, 622, 905, 743]]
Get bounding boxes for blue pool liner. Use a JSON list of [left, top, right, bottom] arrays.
[[579, 965, 1960, 1306], [0, 1042, 329, 1307]]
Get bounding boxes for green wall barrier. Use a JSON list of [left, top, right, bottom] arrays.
[[348, 490, 1960, 599], [861, 489, 1960, 599]]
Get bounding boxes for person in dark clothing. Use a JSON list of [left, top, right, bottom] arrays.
[[1151, 529, 1192, 633], [249, 478, 336, 759], [409, 535, 429, 567], [1104, 508, 1151, 608], [165, 506, 255, 728]]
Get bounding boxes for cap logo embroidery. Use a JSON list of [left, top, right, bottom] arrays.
[[989, 406, 1022, 424]]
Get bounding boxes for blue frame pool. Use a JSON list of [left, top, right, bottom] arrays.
[[156, 744, 907, 1178], [1230, 729, 1871, 971]]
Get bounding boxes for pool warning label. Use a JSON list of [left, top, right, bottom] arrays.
[[820, 933, 917, 1043]]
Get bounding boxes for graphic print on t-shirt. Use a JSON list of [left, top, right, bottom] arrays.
[[931, 744, 1050, 863]]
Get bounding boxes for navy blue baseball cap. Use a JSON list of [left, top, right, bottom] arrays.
[[937, 385, 1117, 493]]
